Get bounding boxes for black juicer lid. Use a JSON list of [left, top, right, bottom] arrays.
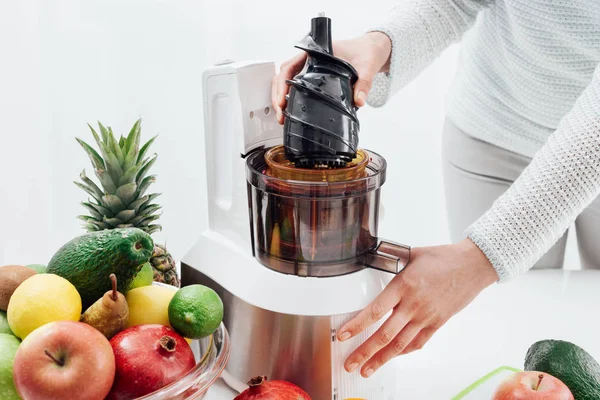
[[282, 13, 360, 168]]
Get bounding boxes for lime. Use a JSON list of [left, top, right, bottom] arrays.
[[0, 312, 13, 336], [0, 333, 20, 400], [7, 274, 82, 339], [168, 285, 223, 339], [126, 284, 176, 328], [128, 262, 153, 290], [25, 264, 47, 273]]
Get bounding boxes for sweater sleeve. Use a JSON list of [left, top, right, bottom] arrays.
[[466, 64, 600, 282], [367, 0, 494, 107]]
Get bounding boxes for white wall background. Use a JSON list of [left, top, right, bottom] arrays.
[[0, 0, 579, 267]]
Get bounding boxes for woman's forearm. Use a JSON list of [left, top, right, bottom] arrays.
[[466, 64, 600, 281], [367, 0, 494, 107]]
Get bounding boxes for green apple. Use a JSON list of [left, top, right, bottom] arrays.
[[0, 312, 13, 336], [128, 262, 153, 290], [0, 333, 20, 400], [26, 264, 47, 273]]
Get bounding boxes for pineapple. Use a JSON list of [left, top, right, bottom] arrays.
[[150, 244, 180, 287], [75, 118, 180, 287]]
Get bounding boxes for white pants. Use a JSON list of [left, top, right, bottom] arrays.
[[442, 118, 600, 269]]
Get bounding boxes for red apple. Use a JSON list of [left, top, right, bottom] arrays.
[[493, 371, 574, 400], [13, 320, 115, 400], [107, 324, 196, 400]]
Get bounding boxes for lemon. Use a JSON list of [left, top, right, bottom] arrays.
[[168, 284, 223, 339], [126, 284, 176, 328], [7, 274, 81, 339]]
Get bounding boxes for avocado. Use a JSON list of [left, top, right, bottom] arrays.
[[46, 228, 154, 309], [525, 339, 600, 400]]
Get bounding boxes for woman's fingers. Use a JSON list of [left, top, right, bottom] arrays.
[[399, 327, 438, 355], [353, 76, 373, 107], [344, 310, 408, 373], [272, 52, 306, 124], [337, 279, 402, 342], [361, 322, 422, 377], [271, 75, 281, 122]]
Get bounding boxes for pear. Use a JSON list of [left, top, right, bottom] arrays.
[[80, 273, 129, 339]]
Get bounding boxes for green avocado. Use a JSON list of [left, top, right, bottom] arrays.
[[46, 228, 154, 309], [525, 339, 600, 400]]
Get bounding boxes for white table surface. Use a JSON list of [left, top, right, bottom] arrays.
[[205, 270, 600, 399]]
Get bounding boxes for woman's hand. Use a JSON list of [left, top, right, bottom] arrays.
[[271, 32, 392, 124], [338, 238, 498, 377]]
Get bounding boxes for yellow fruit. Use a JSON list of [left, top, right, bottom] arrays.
[[7, 274, 82, 339], [125, 285, 176, 328]]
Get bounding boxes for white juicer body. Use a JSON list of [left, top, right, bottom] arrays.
[[181, 60, 397, 399]]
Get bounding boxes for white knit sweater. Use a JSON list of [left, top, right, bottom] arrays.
[[368, 0, 600, 281]]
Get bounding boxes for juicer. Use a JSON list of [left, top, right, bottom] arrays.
[[181, 14, 410, 399]]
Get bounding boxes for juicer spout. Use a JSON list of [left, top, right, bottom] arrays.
[[366, 241, 412, 274]]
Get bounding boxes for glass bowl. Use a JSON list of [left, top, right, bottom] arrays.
[[134, 282, 230, 400]]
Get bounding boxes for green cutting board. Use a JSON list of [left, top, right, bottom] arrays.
[[452, 366, 521, 399]]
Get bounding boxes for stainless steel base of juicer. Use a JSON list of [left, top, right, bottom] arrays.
[[180, 262, 396, 400]]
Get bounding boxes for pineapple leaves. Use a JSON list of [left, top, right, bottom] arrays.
[[124, 118, 142, 156], [78, 170, 104, 198], [129, 203, 161, 226], [136, 213, 161, 227], [115, 183, 137, 205], [136, 175, 156, 198], [105, 153, 124, 184], [74, 181, 103, 204], [128, 214, 145, 226], [77, 215, 98, 222], [107, 126, 125, 165], [83, 201, 114, 218], [116, 223, 134, 229], [129, 192, 161, 213], [146, 225, 162, 235], [119, 163, 143, 186], [87, 124, 104, 151], [101, 194, 127, 214], [138, 203, 161, 217], [103, 216, 124, 227], [123, 144, 139, 173], [97, 121, 110, 143], [137, 135, 157, 165], [77, 216, 108, 230], [80, 202, 105, 219], [114, 209, 136, 223], [95, 169, 117, 194], [77, 118, 161, 235], [136, 154, 157, 185], [76, 138, 105, 170]]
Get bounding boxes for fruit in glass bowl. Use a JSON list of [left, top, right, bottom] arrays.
[[131, 282, 230, 400]]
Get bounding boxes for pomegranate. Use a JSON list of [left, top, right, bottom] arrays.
[[106, 324, 196, 400], [234, 376, 312, 400]]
